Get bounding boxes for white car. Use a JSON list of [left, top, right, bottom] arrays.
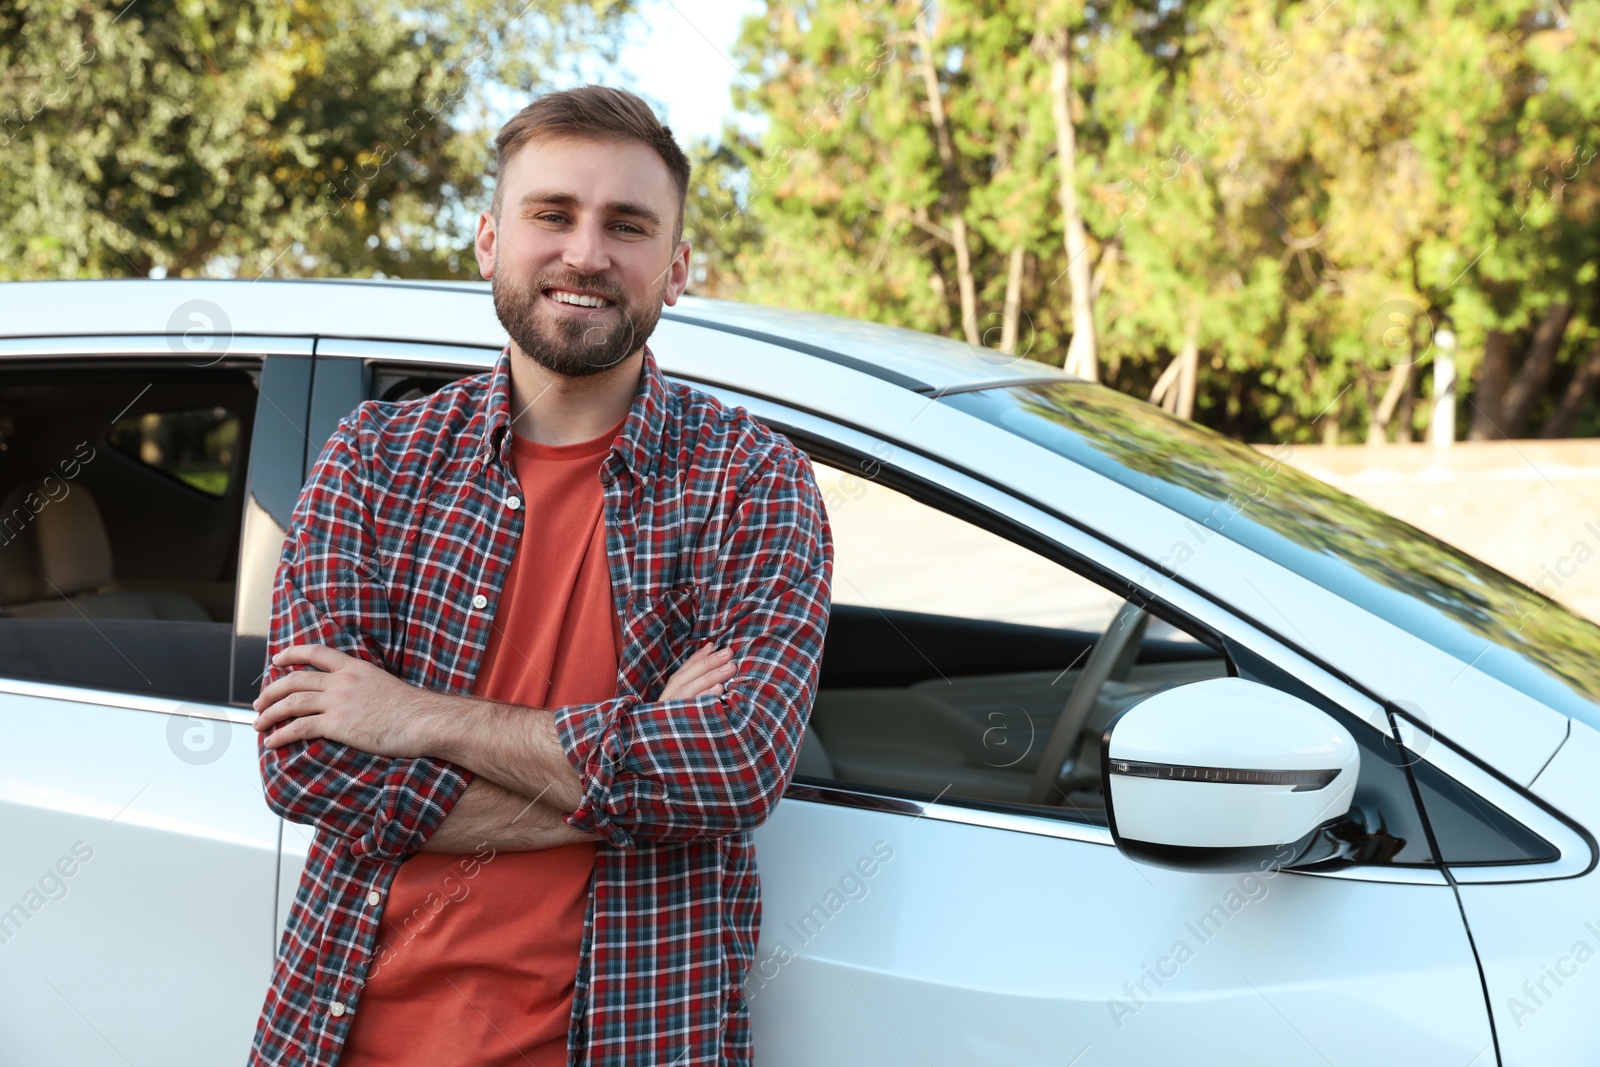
[[1, 278, 1595, 1067]]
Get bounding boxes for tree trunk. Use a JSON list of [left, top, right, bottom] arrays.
[[1395, 365, 1416, 443], [1501, 301, 1574, 436], [1320, 392, 1342, 446], [1041, 26, 1098, 381], [1000, 244, 1026, 354], [1090, 241, 1119, 303], [1467, 330, 1514, 440], [1540, 339, 1600, 438], [1150, 308, 1199, 418], [913, 13, 980, 346], [928, 269, 951, 332], [1369, 364, 1411, 444]]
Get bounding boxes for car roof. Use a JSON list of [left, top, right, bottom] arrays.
[[0, 277, 1073, 395]]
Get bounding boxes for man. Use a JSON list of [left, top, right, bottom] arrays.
[[247, 85, 833, 1066]]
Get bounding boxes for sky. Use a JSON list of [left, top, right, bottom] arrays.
[[559, 0, 766, 145], [454, 0, 766, 249]]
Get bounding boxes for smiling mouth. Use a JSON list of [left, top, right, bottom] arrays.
[[542, 287, 616, 310]]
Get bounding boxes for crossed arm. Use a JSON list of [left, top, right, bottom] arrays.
[[254, 642, 737, 854], [254, 415, 831, 862]]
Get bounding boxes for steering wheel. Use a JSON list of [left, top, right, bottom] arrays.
[[1026, 601, 1149, 806]]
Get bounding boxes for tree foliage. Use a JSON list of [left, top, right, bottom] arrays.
[[712, 0, 1600, 442], [0, 0, 633, 280]]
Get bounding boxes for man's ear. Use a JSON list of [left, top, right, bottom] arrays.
[[474, 209, 497, 278], [662, 238, 692, 306]]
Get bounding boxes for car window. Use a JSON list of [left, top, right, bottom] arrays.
[[107, 405, 241, 497], [369, 364, 478, 403], [809, 457, 1230, 816], [0, 361, 258, 703], [823, 460, 1130, 633], [1408, 755, 1558, 865], [943, 382, 1600, 727], [803, 453, 1467, 867]]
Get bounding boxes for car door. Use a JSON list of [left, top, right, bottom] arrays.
[[0, 337, 312, 1065], [714, 395, 1499, 1067]]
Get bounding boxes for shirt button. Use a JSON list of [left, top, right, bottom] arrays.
[[366, 890, 381, 906], [506, 495, 522, 510], [472, 593, 489, 609], [329, 1001, 346, 1018]]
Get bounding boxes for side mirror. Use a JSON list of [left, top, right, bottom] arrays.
[[1102, 677, 1359, 872]]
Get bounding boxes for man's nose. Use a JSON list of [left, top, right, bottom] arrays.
[[561, 219, 610, 274]]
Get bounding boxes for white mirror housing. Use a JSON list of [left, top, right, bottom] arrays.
[[1103, 677, 1360, 871]]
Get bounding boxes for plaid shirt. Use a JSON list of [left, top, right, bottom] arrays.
[[249, 343, 833, 1066]]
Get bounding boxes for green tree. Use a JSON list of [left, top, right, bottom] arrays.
[[0, 0, 634, 280], [682, 131, 763, 299], [725, 0, 1600, 442]]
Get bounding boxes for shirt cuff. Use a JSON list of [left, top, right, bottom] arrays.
[[556, 693, 693, 849]]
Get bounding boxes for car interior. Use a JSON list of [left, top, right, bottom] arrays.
[[805, 602, 1228, 815], [795, 457, 1229, 821], [0, 362, 255, 703]]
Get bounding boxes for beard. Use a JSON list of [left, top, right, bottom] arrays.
[[492, 262, 665, 379]]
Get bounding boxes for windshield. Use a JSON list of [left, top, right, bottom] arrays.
[[943, 381, 1600, 727]]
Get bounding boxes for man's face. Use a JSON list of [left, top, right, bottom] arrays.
[[475, 135, 689, 378]]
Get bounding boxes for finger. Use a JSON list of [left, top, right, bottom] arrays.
[[670, 643, 718, 677], [665, 660, 736, 703], [254, 692, 326, 732], [261, 714, 325, 750], [666, 646, 732, 690], [270, 644, 353, 673], [663, 664, 720, 701], [253, 670, 330, 712]]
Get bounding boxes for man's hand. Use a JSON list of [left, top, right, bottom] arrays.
[[252, 645, 461, 757], [252, 641, 735, 761], [660, 642, 736, 701]]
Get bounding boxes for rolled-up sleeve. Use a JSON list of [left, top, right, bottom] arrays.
[[257, 413, 473, 862], [552, 445, 833, 848]]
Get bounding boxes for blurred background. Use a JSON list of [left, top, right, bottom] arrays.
[[5, 0, 1598, 618]]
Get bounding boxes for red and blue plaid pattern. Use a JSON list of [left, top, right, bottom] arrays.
[[249, 343, 833, 1065]]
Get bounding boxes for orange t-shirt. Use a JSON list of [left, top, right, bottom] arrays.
[[339, 415, 627, 1067]]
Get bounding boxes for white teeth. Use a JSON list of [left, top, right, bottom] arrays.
[[548, 290, 612, 308]]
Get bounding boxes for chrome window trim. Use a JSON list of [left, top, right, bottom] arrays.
[[707, 384, 1573, 884], [0, 334, 314, 358], [924, 375, 1080, 398], [781, 781, 1447, 884], [0, 675, 253, 724], [314, 337, 501, 367], [784, 781, 1116, 845], [1289, 864, 1448, 886]]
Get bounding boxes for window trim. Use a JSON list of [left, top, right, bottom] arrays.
[[0, 674, 251, 725], [0, 335, 316, 360]]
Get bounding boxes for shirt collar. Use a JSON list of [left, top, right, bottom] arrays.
[[479, 341, 667, 480]]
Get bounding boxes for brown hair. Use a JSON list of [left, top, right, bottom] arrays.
[[492, 85, 691, 244]]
